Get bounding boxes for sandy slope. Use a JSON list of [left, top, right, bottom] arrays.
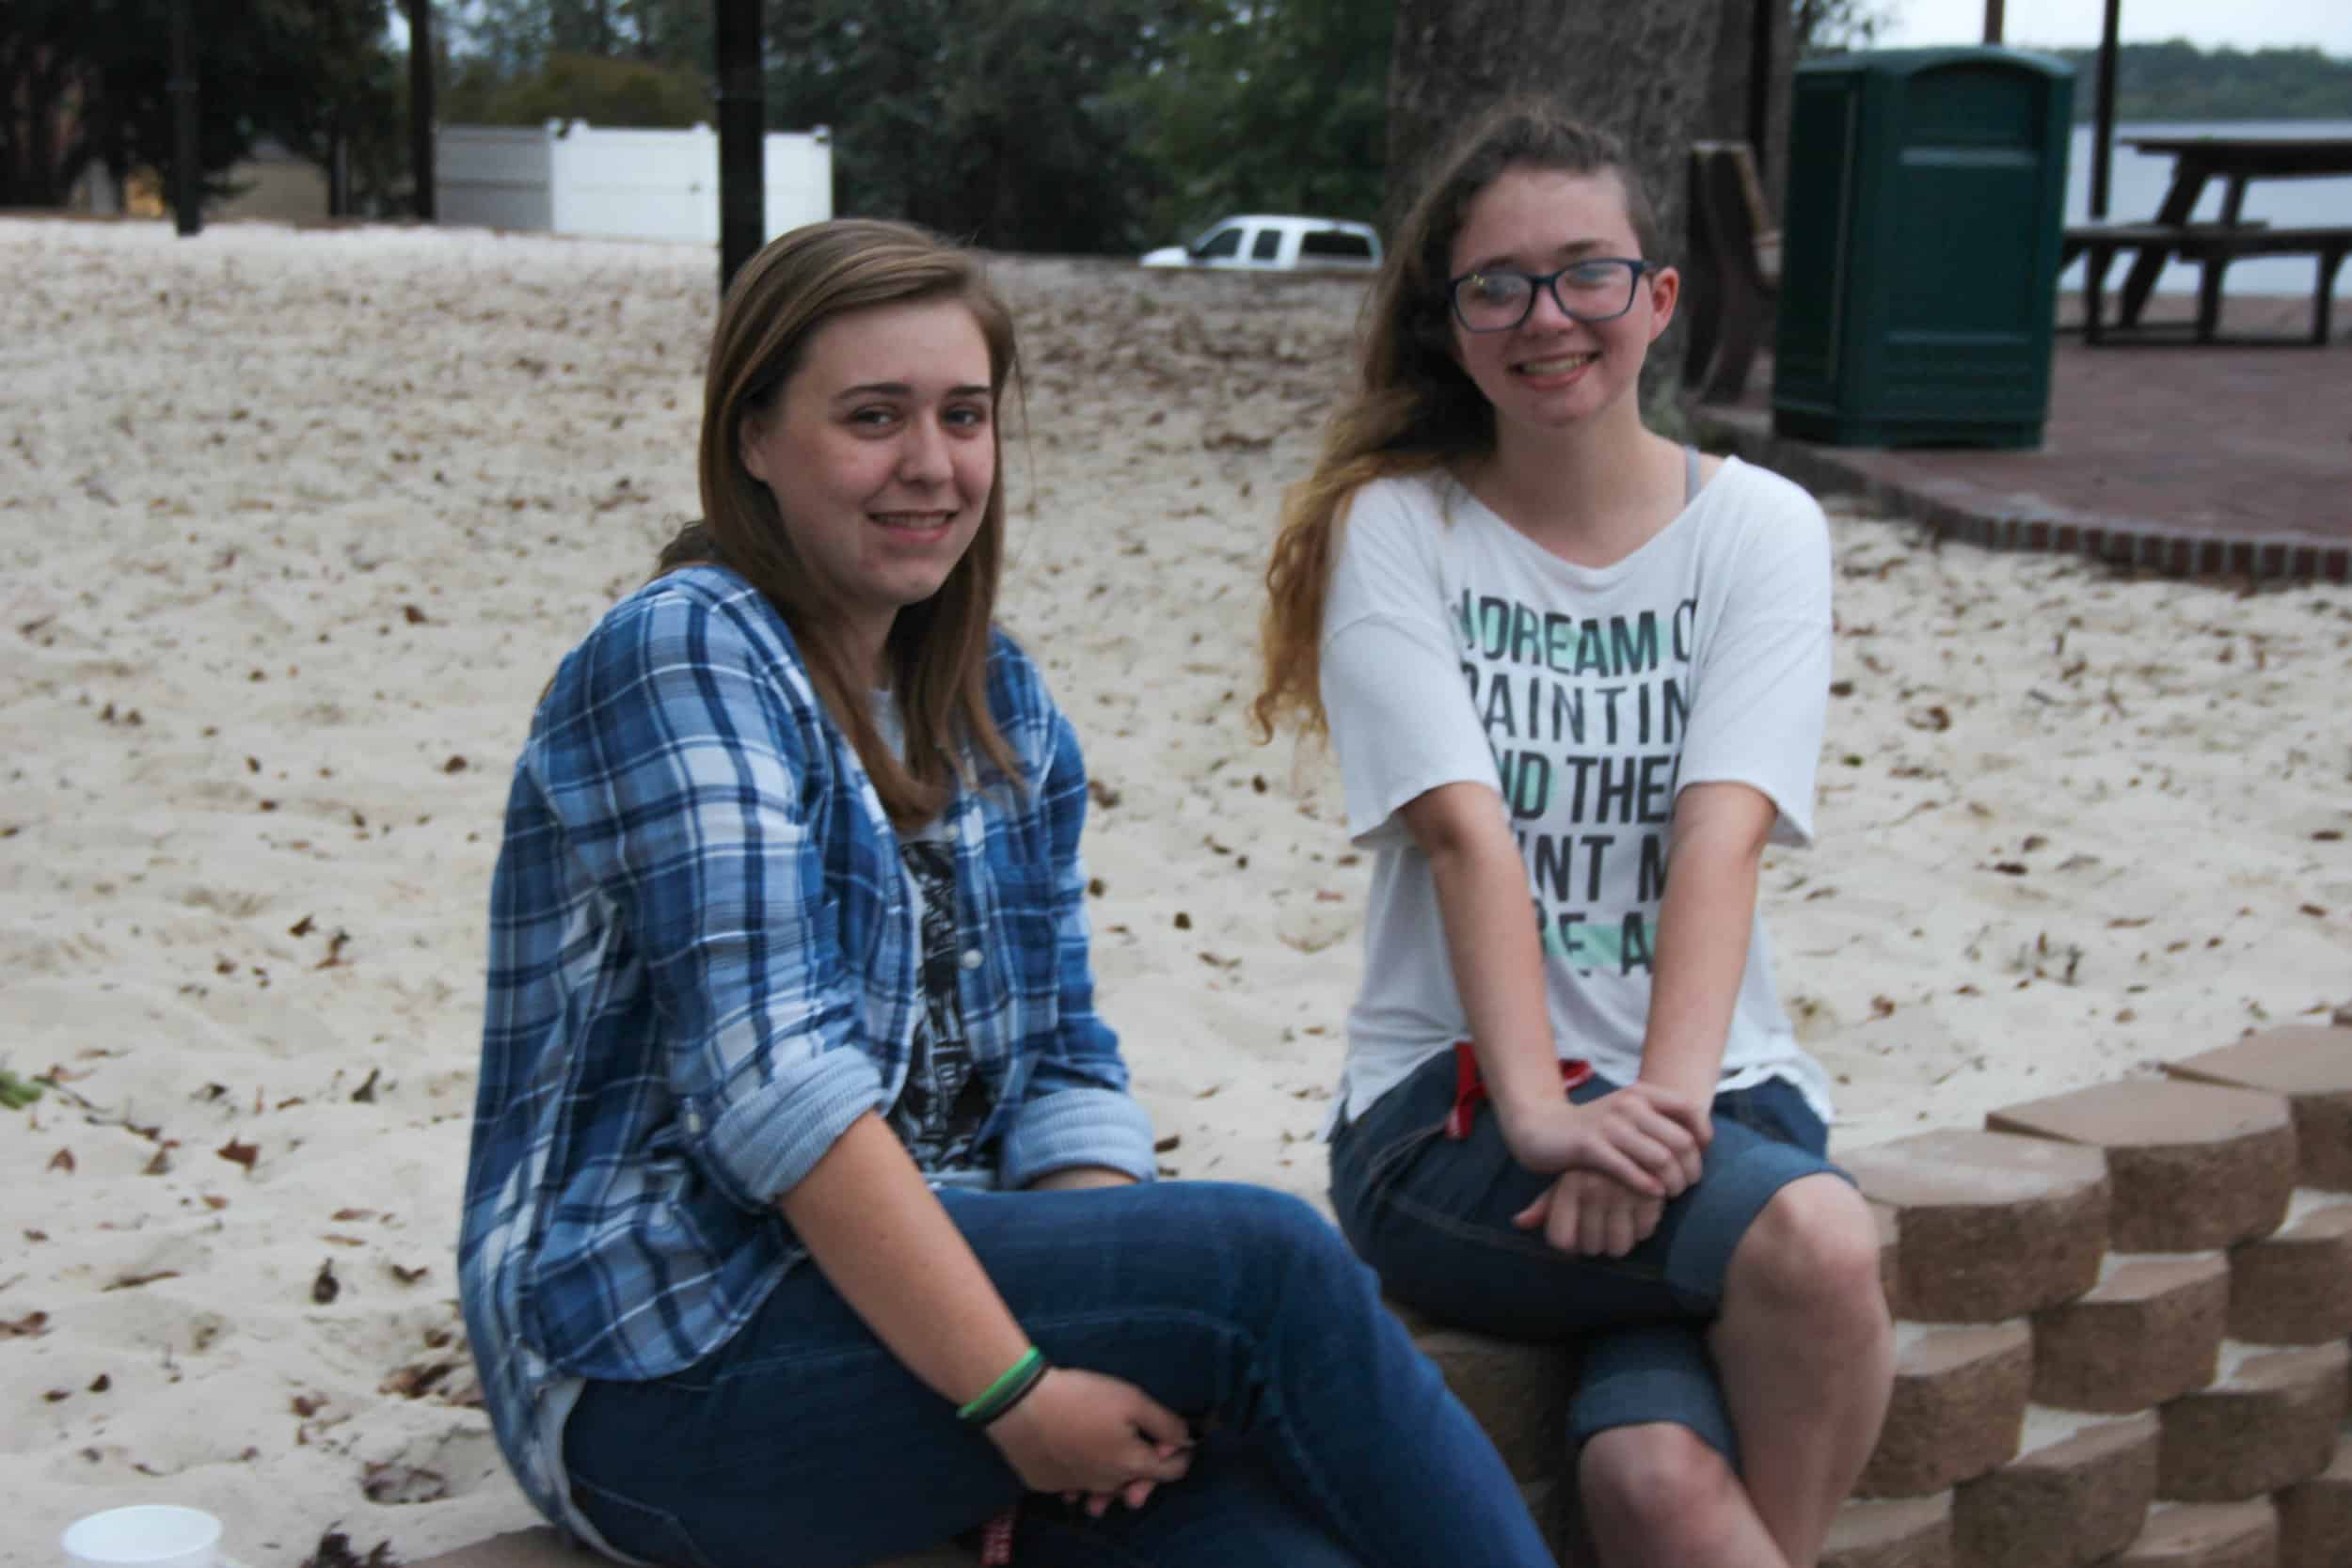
[[0, 218, 2344, 1565]]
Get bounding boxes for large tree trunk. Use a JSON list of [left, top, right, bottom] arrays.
[[1695, 0, 1790, 214], [1388, 0, 1729, 404]]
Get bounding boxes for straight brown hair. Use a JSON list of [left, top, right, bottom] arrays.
[[1253, 101, 1658, 742], [656, 218, 1025, 831]]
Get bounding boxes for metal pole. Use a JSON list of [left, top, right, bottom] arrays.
[[409, 0, 437, 221], [168, 0, 200, 235], [1744, 0, 1772, 184], [716, 0, 765, 294], [1981, 0, 2005, 45], [2090, 0, 2121, 219]]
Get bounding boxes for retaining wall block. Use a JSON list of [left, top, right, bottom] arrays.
[[1858, 1323, 2033, 1498], [2031, 1254, 2230, 1413], [2168, 1026, 2352, 1192], [2107, 1500, 2280, 1568], [1518, 1476, 1568, 1563], [1404, 1316, 1578, 1483], [1986, 1081, 2296, 1253], [1872, 1199, 1903, 1318], [2228, 1202, 2352, 1345], [1841, 1130, 2109, 1323], [1951, 1409, 2158, 1568], [2274, 1424, 2352, 1568], [1820, 1492, 1955, 1568], [2159, 1342, 2349, 1502], [407, 1534, 588, 1568]]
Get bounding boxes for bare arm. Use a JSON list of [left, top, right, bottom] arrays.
[[1401, 783, 1705, 1193], [778, 1113, 1032, 1402], [779, 1115, 1189, 1494], [1399, 783, 1570, 1148], [1639, 781, 1778, 1104], [1515, 783, 1777, 1256]]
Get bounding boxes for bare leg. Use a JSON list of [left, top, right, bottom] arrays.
[[1706, 1174, 1894, 1567], [1578, 1423, 1790, 1568]]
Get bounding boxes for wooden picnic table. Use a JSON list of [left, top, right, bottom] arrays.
[[2110, 135, 2352, 329]]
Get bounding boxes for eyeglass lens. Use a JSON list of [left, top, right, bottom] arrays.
[[1453, 261, 1645, 331]]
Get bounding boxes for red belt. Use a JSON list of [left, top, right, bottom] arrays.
[[1443, 1038, 1593, 1140]]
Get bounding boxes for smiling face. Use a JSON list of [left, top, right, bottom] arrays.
[[739, 296, 996, 676], [1446, 164, 1677, 439]]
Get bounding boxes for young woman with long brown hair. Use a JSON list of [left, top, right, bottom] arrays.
[[1258, 103, 1895, 1568], [459, 218, 1565, 1568]]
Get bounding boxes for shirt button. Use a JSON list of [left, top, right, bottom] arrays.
[[959, 949, 983, 971]]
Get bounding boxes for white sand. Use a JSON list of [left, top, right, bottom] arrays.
[[1, 217, 2344, 1565]]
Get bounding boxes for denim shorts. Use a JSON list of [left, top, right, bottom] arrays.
[[1328, 1051, 1843, 1468]]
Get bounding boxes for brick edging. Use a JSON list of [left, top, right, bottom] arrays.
[[1692, 405, 2352, 585]]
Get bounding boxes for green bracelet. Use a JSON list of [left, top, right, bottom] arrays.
[[958, 1346, 1049, 1427]]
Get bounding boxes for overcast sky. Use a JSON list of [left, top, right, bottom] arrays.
[[1878, 0, 2352, 55], [386, 3, 2352, 62]]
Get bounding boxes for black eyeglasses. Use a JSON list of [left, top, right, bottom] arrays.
[[1447, 259, 1658, 332]]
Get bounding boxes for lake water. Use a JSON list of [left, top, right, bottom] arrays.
[[2058, 119, 2352, 297]]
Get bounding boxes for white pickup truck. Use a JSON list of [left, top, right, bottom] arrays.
[[1140, 214, 1383, 273]]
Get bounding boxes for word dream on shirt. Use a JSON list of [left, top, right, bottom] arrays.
[[1456, 590, 1703, 977]]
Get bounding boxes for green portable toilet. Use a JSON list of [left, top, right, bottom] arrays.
[[1772, 47, 2074, 448]]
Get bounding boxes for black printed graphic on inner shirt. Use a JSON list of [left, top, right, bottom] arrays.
[[886, 838, 994, 1177]]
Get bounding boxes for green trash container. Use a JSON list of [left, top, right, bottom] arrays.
[[1772, 47, 2074, 448]]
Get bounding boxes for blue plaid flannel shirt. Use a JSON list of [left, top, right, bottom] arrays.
[[458, 564, 1155, 1532]]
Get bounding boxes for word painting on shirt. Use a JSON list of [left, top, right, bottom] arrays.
[[1455, 590, 1704, 978]]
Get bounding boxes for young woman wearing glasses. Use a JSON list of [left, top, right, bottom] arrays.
[[1256, 102, 1893, 1568]]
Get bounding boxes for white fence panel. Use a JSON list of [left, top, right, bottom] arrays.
[[436, 122, 833, 245], [437, 126, 555, 232], [549, 124, 718, 242], [762, 132, 834, 236]]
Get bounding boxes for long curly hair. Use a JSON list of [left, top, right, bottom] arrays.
[[655, 218, 1024, 830], [1252, 101, 1658, 742]]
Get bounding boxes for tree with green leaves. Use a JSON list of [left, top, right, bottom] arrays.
[[763, 0, 1196, 254], [2051, 40, 2352, 122], [1107, 0, 1394, 244], [0, 0, 397, 210], [1792, 0, 1885, 57], [441, 0, 715, 78], [441, 49, 712, 127]]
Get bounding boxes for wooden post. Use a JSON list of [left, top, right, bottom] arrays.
[[1745, 0, 1772, 182], [168, 0, 200, 235], [409, 0, 437, 221], [2090, 0, 2121, 218], [1981, 0, 2005, 45], [716, 0, 765, 294]]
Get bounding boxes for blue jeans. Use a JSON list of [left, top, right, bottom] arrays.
[[562, 1180, 1559, 1568], [1328, 1054, 1839, 1467]]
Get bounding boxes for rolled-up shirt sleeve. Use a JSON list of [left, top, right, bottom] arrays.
[[997, 703, 1156, 1188], [528, 591, 884, 1210]]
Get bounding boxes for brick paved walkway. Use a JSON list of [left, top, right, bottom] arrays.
[[1695, 293, 2352, 582]]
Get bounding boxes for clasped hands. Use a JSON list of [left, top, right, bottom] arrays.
[[1498, 1081, 1711, 1258], [985, 1364, 1195, 1519]]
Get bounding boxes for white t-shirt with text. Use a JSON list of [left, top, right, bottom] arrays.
[[1319, 457, 1836, 1130]]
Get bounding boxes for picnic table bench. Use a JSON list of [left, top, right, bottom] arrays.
[[2065, 135, 2352, 347], [2064, 220, 2352, 346]]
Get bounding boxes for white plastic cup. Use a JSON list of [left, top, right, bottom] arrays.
[[59, 1507, 222, 1568]]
